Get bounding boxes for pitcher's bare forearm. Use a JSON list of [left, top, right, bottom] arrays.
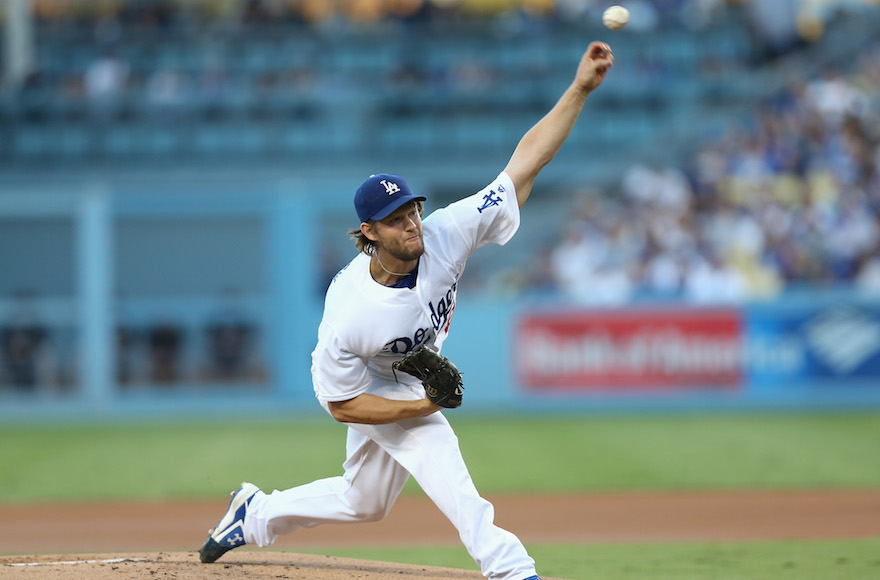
[[504, 41, 613, 207], [328, 393, 439, 425]]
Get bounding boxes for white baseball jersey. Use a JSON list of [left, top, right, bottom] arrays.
[[312, 171, 520, 404]]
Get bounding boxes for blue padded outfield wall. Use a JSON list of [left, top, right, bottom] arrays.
[[446, 296, 880, 412], [2, 181, 880, 420]]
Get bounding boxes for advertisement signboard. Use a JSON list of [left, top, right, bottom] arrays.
[[515, 308, 742, 391], [746, 305, 880, 386]]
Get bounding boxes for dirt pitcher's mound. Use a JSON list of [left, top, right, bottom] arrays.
[[0, 551, 570, 580]]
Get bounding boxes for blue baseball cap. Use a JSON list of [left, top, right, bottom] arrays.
[[354, 174, 426, 223]]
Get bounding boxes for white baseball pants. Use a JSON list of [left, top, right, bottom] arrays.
[[242, 410, 537, 580]]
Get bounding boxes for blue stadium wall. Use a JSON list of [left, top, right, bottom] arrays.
[[2, 179, 880, 421]]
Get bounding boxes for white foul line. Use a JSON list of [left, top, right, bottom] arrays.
[[7, 557, 154, 567]]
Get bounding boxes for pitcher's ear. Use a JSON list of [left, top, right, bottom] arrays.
[[361, 222, 378, 242]]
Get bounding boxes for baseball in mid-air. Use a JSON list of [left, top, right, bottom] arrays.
[[602, 5, 630, 30]]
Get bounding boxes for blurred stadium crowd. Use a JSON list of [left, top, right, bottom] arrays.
[[17, 0, 734, 28], [2, 0, 753, 162], [2, 2, 878, 300], [524, 39, 880, 305]]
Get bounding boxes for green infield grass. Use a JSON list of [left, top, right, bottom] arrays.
[[299, 537, 880, 580], [1, 411, 878, 502]]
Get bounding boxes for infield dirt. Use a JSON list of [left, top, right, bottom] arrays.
[[2, 489, 879, 579]]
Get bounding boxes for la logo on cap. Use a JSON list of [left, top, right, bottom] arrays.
[[380, 179, 401, 195]]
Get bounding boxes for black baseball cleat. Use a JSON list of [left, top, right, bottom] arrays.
[[199, 482, 260, 563]]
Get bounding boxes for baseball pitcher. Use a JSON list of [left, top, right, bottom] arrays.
[[199, 41, 614, 580]]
